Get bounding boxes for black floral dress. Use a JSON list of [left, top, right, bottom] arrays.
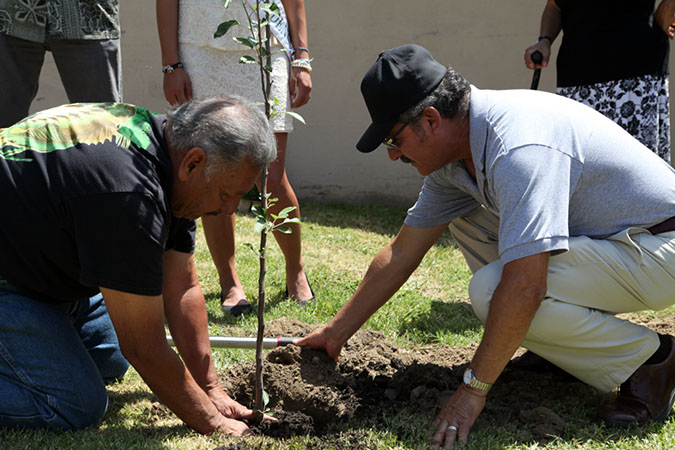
[[558, 75, 670, 163]]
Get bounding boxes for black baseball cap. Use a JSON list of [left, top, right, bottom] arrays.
[[356, 44, 447, 153]]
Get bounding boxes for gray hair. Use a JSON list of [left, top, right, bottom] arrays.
[[166, 96, 276, 177], [399, 65, 471, 126]]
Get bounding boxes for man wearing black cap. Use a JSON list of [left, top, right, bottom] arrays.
[[297, 44, 675, 447]]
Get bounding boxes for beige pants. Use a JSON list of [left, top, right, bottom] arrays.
[[450, 207, 675, 391]]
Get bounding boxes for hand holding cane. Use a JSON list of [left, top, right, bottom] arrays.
[[530, 50, 544, 90]]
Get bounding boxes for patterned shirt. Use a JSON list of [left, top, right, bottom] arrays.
[[0, 0, 119, 42], [0, 103, 196, 302]]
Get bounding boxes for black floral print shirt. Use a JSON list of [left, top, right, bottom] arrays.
[[0, 0, 119, 42]]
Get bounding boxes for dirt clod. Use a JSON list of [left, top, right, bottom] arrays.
[[519, 406, 565, 437], [255, 409, 314, 437]]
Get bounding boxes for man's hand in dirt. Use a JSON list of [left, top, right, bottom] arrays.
[[215, 417, 253, 436], [430, 384, 486, 448], [293, 326, 344, 361], [207, 386, 276, 424]]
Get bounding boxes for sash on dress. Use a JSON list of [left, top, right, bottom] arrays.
[[245, 0, 292, 55]]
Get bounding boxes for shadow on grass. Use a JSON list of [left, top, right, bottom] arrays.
[[0, 427, 177, 450], [204, 288, 297, 326], [105, 389, 157, 421], [365, 409, 672, 449], [0, 389, 191, 450], [398, 300, 482, 342], [105, 389, 194, 440], [249, 202, 461, 249], [281, 202, 407, 236], [313, 368, 673, 450]]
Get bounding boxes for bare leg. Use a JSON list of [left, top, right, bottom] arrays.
[[263, 133, 313, 303], [201, 213, 249, 308]]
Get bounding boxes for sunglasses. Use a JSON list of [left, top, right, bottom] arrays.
[[382, 122, 409, 150]]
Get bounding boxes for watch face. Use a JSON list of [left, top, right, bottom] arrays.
[[463, 368, 473, 384]]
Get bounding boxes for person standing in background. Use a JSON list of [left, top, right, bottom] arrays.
[[157, 0, 314, 315], [524, 0, 675, 163], [0, 0, 122, 128]]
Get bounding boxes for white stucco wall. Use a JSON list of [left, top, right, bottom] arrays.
[[30, 1, 673, 206]]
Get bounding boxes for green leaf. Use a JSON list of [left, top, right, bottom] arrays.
[[234, 36, 257, 49], [213, 20, 238, 38], [254, 220, 266, 234], [251, 205, 266, 220], [252, 19, 270, 28], [283, 110, 306, 124], [262, 390, 270, 409], [239, 55, 257, 64], [281, 217, 301, 225], [241, 242, 260, 255], [277, 206, 296, 218], [276, 225, 292, 234], [260, 3, 280, 16], [222, 0, 233, 8], [254, 409, 265, 425], [264, 64, 273, 72]]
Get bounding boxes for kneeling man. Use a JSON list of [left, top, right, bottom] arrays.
[[297, 45, 675, 448], [0, 98, 275, 434]]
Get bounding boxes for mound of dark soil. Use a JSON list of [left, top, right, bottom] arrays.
[[214, 314, 675, 444], [219, 316, 614, 442], [222, 328, 472, 427]]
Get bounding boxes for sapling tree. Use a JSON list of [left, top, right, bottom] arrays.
[[214, 0, 303, 420]]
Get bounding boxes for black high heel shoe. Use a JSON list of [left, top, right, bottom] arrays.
[[285, 274, 315, 307], [221, 294, 253, 317]]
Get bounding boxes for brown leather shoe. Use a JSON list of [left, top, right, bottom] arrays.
[[598, 336, 675, 427]]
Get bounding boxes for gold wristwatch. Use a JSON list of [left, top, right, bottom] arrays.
[[462, 367, 492, 392]]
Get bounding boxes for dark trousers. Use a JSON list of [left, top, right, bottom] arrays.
[[0, 34, 122, 128]]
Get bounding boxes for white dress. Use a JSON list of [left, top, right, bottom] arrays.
[[178, 0, 293, 132]]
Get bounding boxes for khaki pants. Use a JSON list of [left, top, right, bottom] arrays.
[[450, 207, 675, 391]]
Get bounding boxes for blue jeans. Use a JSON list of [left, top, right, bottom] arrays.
[[0, 284, 129, 430]]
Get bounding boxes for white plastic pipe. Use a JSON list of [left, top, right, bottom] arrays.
[[166, 335, 296, 349]]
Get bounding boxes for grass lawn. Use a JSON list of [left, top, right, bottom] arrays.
[[2, 202, 674, 449]]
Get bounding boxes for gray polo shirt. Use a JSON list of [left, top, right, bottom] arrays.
[[405, 86, 675, 264]]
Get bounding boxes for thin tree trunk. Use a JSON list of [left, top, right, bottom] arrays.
[[255, 169, 267, 411], [254, 0, 273, 413]]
